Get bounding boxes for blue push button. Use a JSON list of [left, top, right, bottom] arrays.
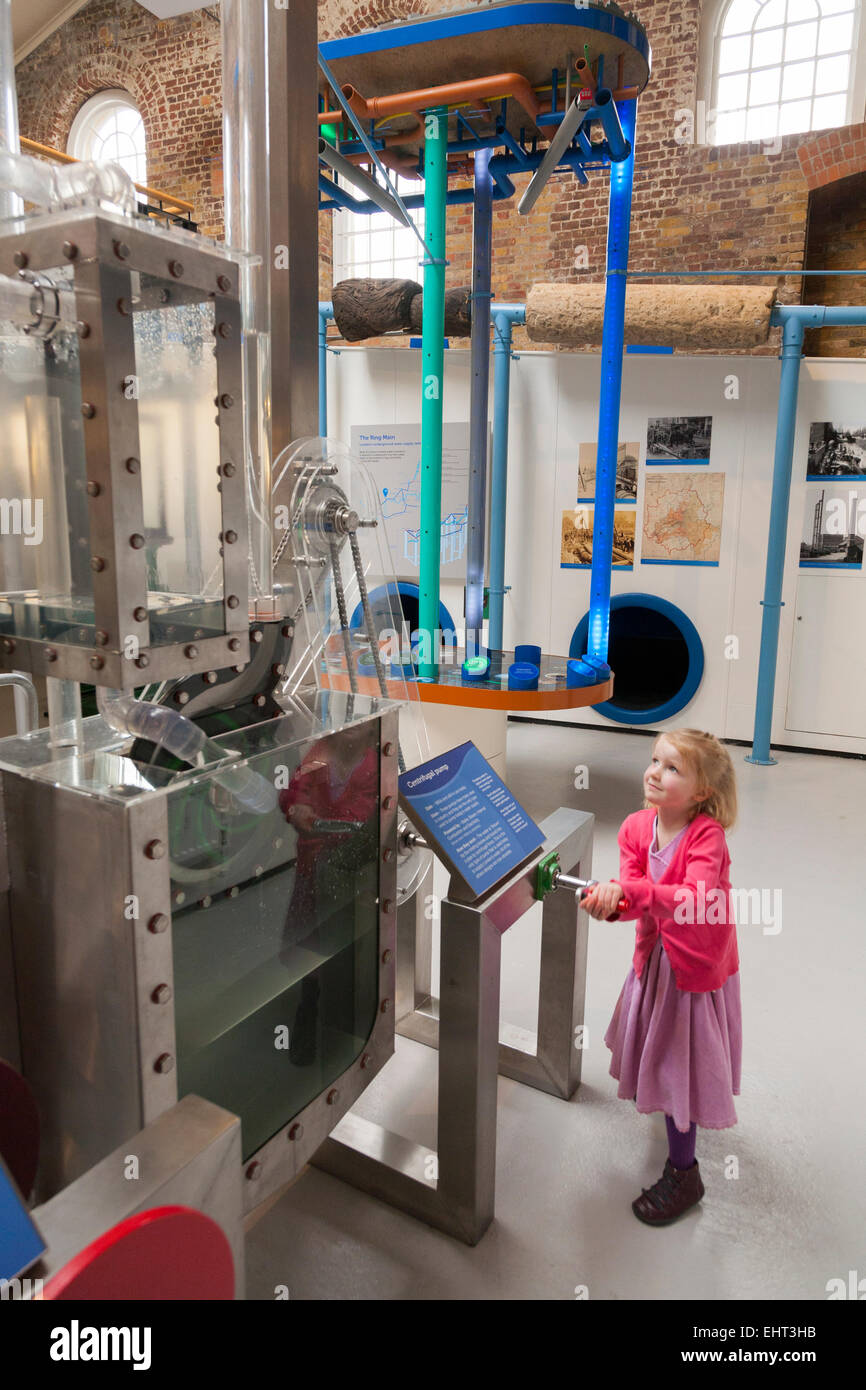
[[580, 654, 611, 680], [514, 643, 542, 666], [567, 658, 598, 688], [508, 661, 539, 691]]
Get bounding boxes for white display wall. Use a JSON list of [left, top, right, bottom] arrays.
[[326, 345, 866, 755]]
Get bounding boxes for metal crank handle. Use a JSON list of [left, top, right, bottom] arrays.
[[553, 870, 629, 912]]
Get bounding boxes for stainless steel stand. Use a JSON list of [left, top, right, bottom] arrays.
[[312, 807, 593, 1244]]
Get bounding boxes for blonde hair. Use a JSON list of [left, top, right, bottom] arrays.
[[642, 728, 738, 830]]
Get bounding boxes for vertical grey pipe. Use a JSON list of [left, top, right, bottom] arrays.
[[465, 147, 493, 658], [0, 0, 22, 223]]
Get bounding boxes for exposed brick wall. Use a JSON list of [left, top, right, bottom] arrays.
[[13, 0, 864, 356], [15, 0, 223, 238], [803, 170, 866, 357]]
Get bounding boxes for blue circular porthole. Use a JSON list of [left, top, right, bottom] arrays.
[[349, 582, 458, 646], [570, 594, 704, 725]]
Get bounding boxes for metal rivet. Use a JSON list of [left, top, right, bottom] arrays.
[[232, 665, 245, 674], [199, 895, 212, 908], [77, 321, 91, 338], [133, 606, 147, 622], [380, 998, 391, 1014], [282, 625, 294, 638], [135, 655, 150, 669], [45, 648, 57, 663], [94, 629, 109, 646], [2, 639, 15, 654], [228, 637, 241, 652], [288, 1123, 303, 1141], [383, 899, 395, 914], [203, 670, 217, 685], [245, 1161, 261, 1181], [129, 534, 145, 549], [86, 481, 101, 497], [185, 644, 198, 659], [254, 694, 267, 708], [219, 393, 234, 409], [217, 321, 232, 338], [90, 655, 104, 670], [271, 663, 285, 678], [383, 848, 395, 863], [145, 839, 166, 860], [154, 1053, 174, 1074], [169, 259, 184, 278], [81, 402, 96, 419], [383, 742, 395, 756], [13, 251, 29, 269], [251, 630, 263, 644], [381, 949, 392, 963], [148, 913, 169, 934], [114, 240, 131, 260], [125, 457, 140, 474], [227, 886, 239, 899], [224, 530, 237, 545], [227, 595, 240, 610], [326, 1088, 339, 1105], [360, 1053, 372, 1070], [217, 274, 231, 292], [382, 796, 395, 811], [90, 556, 105, 572], [174, 690, 190, 705], [151, 984, 172, 1005], [222, 462, 236, 478], [117, 297, 131, 316], [62, 241, 78, 261]]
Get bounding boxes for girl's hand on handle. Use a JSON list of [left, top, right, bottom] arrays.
[[582, 880, 627, 920]]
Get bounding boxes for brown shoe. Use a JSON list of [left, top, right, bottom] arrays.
[[632, 1158, 705, 1226]]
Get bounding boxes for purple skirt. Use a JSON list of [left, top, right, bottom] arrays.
[[604, 936, 742, 1133]]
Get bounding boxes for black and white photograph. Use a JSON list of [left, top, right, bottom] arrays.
[[799, 483, 865, 568], [806, 421, 866, 479], [577, 440, 639, 501], [646, 416, 713, 464]]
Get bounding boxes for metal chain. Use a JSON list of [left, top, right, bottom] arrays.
[[329, 535, 358, 696]]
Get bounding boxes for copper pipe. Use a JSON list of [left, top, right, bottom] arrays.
[[574, 57, 596, 97], [342, 72, 542, 124]]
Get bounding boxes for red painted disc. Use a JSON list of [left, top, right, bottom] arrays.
[[43, 1205, 235, 1301]]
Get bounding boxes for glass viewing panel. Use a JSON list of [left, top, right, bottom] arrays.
[[133, 274, 225, 644], [166, 706, 382, 1159], [0, 263, 95, 650]]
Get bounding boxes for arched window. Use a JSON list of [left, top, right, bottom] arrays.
[[710, 0, 862, 143], [68, 91, 147, 186]]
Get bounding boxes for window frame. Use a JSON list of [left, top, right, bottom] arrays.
[[698, 0, 866, 145], [331, 172, 426, 285], [67, 89, 148, 186]]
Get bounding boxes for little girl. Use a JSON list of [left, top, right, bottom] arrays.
[[582, 728, 741, 1227]]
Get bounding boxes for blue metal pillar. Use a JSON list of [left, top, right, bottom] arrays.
[[465, 147, 494, 658], [318, 300, 333, 438], [747, 303, 866, 764], [587, 97, 636, 664], [488, 303, 525, 651]]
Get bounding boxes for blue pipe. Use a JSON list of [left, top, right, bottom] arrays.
[[488, 304, 525, 651], [592, 90, 630, 162], [318, 301, 333, 437], [588, 98, 637, 665], [748, 302, 866, 765], [466, 148, 494, 657]]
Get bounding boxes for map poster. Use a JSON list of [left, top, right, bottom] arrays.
[[799, 483, 865, 568], [561, 504, 635, 569], [641, 472, 725, 566], [577, 441, 640, 502], [350, 422, 478, 577]]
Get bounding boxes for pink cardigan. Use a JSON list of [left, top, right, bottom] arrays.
[[609, 808, 739, 993]]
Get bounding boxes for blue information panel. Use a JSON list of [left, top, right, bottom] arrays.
[[0, 1155, 45, 1284], [399, 742, 545, 899]]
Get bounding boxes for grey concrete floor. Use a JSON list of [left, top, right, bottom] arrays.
[[245, 723, 866, 1301]]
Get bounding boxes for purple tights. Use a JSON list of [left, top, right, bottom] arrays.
[[665, 1116, 697, 1169]]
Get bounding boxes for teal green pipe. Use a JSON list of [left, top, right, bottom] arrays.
[[419, 106, 448, 680]]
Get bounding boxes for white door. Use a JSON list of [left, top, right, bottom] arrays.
[[785, 575, 866, 738]]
